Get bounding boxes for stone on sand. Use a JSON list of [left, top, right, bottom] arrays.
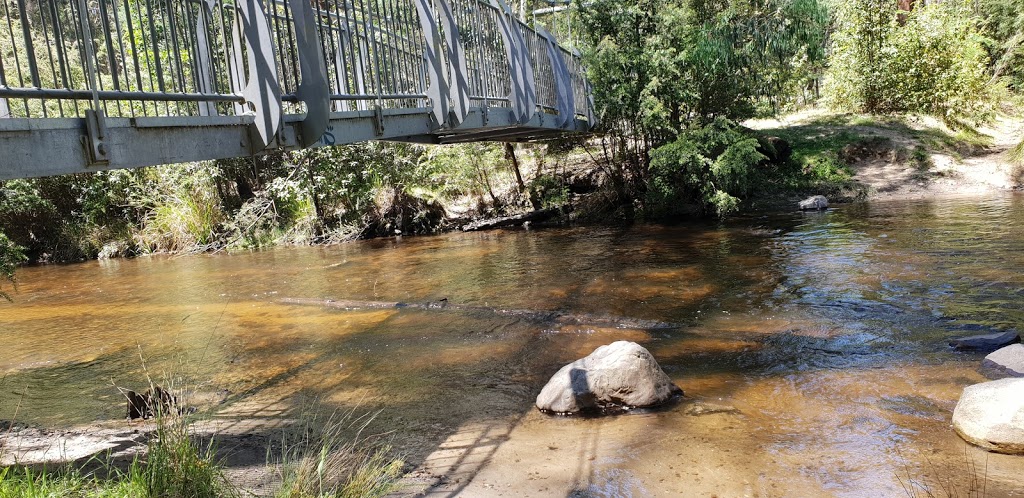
[[536, 341, 682, 415], [981, 344, 1024, 379], [952, 378, 1024, 454]]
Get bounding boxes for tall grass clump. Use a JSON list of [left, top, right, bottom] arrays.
[[134, 164, 225, 253], [0, 465, 150, 497], [127, 414, 231, 498], [273, 409, 404, 498]]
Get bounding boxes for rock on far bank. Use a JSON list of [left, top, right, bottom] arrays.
[[949, 330, 1020, 351], [982, 344, 1024, 379], [952, 378, 1024, 454], [798, 195, 829, 211], [535, 341, 682, 415]]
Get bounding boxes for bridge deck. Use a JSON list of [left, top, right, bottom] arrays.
[[0, 0, 594, 180]]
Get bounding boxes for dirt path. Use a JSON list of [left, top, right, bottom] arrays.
[[855, 115, 1023, 200], [747, 109, 1024, 202]]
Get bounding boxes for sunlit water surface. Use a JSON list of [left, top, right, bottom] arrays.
[[3, 195, 1024, 496]]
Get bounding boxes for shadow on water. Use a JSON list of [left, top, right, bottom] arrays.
[[2, 194, 1024, 495]]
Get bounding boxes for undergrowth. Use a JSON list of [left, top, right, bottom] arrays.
[[0, 409, 404, 498], [0, 359, 404, 498]]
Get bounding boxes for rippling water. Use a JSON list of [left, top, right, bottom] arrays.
[[2, 194, 1023, 496]]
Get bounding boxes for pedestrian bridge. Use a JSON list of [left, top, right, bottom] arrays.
[[0, 0, 595, 180]]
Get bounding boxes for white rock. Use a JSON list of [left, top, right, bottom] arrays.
[[952, 378, 1024, 454], [798, 195, 829, 211], [982, 344, 1024, 379], [535, 341, 682, 414]]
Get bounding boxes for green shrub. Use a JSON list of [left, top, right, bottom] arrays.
[[978, 0, 1024, 92], [130, 416, 231, 498], [0, 232, 27, 302], [575, 0, 829, 212], [647, 119, 766, 217], [527, 174, 569, 210]]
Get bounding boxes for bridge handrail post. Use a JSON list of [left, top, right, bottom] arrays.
[[487, 0, 526, 123], [234, 0, 283, 149], [196, 0, 219, 117], [286, 0, 331, 147], [74, 0, 101, 113], [539, 29, 573, 129], [432, 0, 470, 126], [361, 0, 386, 135], [75, 0, 110, 165], [469, 0, 490, 124], [507, 15, 536, 121], [413, 0, 452, 127]]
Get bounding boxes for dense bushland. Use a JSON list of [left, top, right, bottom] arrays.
[[577, 0, 1019, 217]]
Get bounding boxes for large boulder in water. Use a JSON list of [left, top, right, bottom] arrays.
[[982, 344, 1024, 379], [535, 341, 682, 415], [952, 378, 1024, 454], [949, 330, 1020, 351]]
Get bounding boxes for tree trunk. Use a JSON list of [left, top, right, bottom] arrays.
[[896, 0, 915, 25], [505, 142, 526, 194]]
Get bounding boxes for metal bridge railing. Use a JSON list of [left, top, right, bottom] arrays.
[[0, 0, 594, 159]]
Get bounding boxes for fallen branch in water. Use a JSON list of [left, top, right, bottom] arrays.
[[460, 208, 560, 232], [279, 297, 677, 330]]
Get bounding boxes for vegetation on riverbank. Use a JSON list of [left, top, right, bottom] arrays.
[[0, 414, 229, 498], [1, 0, 1022, 271], [0, 409, 404, 498]]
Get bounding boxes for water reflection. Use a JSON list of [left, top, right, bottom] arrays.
[[2, 194, 1024, 495]]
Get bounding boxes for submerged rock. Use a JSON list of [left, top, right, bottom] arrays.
[[949, 330, 1020, 351], [798, 195, 829, 211], [982, 344, 1024, 379], [683, 401, 740, 417], [535, 341, 682, 415], [952, 378, 1024, 454]]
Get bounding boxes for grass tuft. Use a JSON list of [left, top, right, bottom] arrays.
[[273, 408, 404, 498], [130, 414, 232, 498]]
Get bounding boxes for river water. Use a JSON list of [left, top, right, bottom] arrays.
[[2, 194, 1024, 496]]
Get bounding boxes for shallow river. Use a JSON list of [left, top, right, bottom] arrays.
[[3, 194, 1024, 496]]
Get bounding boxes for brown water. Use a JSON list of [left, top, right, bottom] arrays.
[[3, 195, 1024, 496]]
